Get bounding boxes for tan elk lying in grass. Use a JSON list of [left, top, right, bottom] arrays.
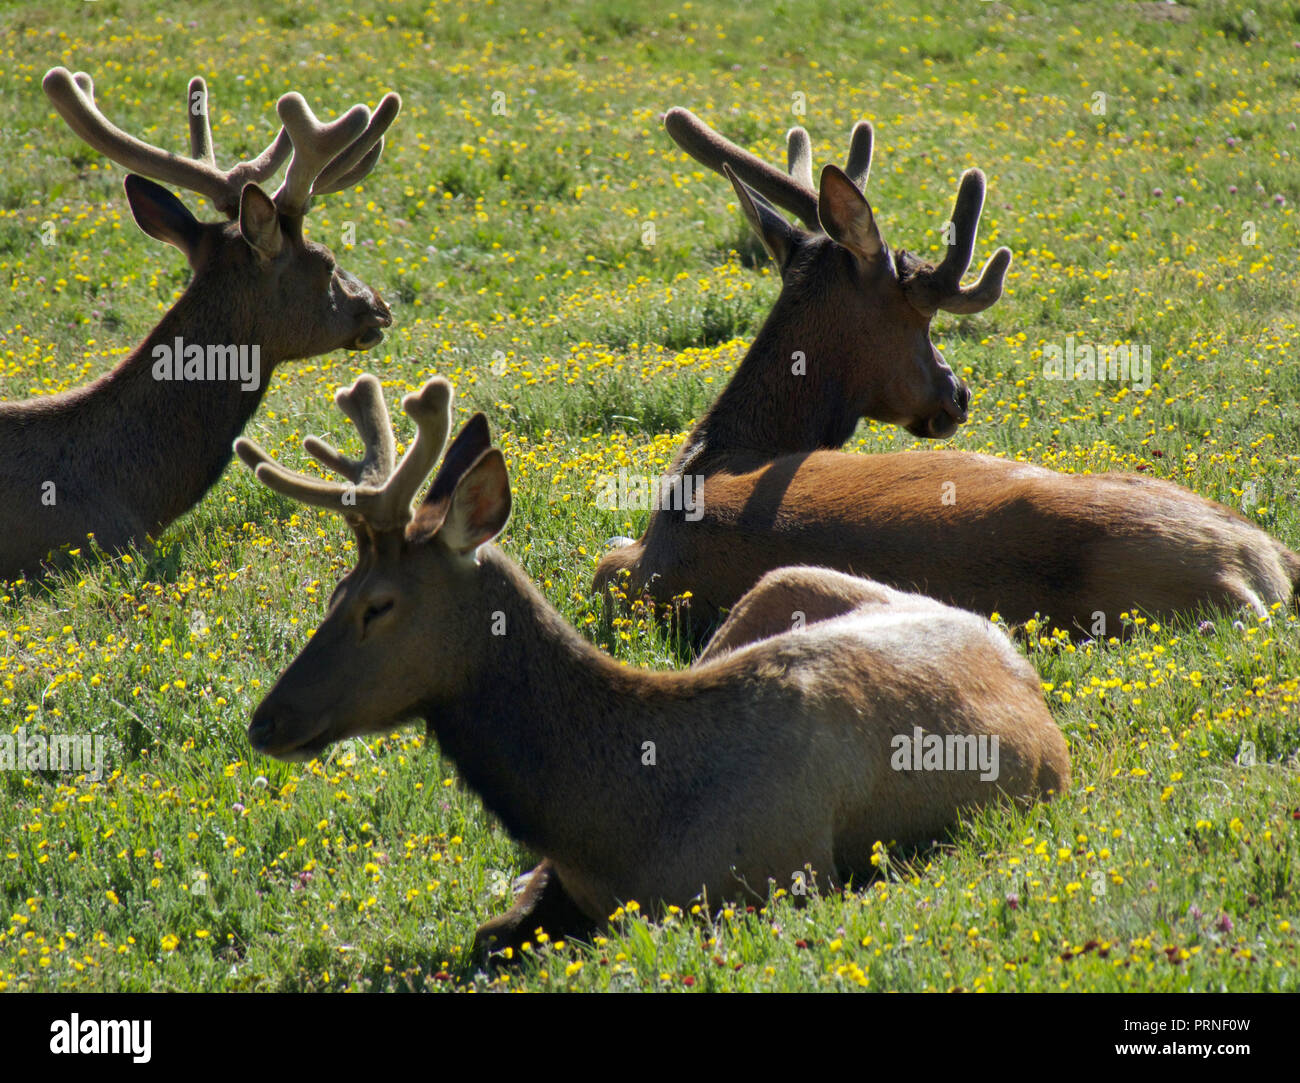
[[0, 69, 400, 580], [594, 110, 1300, 641], [235, 374, 1069, 954]]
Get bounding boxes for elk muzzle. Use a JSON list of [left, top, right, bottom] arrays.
[[343, 271, 393, 351], [908, 375, 970, 440], [248, 700, 334, 762]]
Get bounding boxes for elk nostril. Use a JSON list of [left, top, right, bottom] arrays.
[[248, 714, 276, 749]]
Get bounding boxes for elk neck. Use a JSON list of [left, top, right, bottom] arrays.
[[670, 269, 865, 474], [78, 279, 288, 528], [419, 546, 672, 863]]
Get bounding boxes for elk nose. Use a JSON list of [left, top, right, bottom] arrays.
[[247, 710, 278, 753], [339, 271, 392, 326], [345, 288, 392, 351], [935, 366, 968, 422], [951, 379, 970, 418], [914, 376, 970, 439], [368, 288, 392, 327]]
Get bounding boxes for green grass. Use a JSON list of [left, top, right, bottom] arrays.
[[0, 0, 1298, 991]]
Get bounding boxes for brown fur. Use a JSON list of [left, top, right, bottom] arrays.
[[597, 450, 1299, 638], [593, 110, 1298, 641], [0, 74, 395, 579], [1287, 547, 1300, 595], [241, 378, 1069, 954]]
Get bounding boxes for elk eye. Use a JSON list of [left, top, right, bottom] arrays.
[[362, 599, 394, 625]]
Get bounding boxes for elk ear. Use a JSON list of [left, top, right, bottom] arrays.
[[440, 449, 512, 558], [124, 175, 202, 261], [723, 163, 800, 270], [238, 183, 283, 260], [408, 413, 492, 544], [818, 164, 883, 264]]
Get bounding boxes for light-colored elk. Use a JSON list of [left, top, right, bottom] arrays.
[[594, 110, 1300, 640], [0, 69, 400, 579], [235, 374, 1069, 953]]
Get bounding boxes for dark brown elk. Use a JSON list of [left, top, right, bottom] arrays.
[[235, 374, 1068, 955], [0, 69, 399, 579], [594, 110, 1300, 640]]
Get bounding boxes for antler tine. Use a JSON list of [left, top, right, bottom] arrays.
[[786, 126, 814, 192], [664, 107, 821, 230], [43, 67, 289, 218], [232, 375, 395, 516], [234, 377, 454, 533], [185, 75, 294, 196], [225, 128, 293, 198], [930, 247, 1013, 315], [247, 454, 359, 514], [320, 142, 384, 195], [273, 94, 369, 217], [233, 433, 356, 514], [187, 76, 215, 163], [301, 375, 396, 486], [313, 92, 401, 196], [904, 168, 1013, 315], [932, 169, 987, 289], [364, 380, 454, 529], [844, 120, 873, 191]]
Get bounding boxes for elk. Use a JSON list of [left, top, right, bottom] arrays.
[[594, 109, 1300, 640], [0, 68, 400, 580], [235, 374, 1069, 954]]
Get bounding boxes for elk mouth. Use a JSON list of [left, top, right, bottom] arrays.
[[907, 381, 970, 440], [276, 738, 333, 762], [248, 712, 335, 762], [346, 292, 393, 351], [347, 326, 386, 351], [913, 411, 961, 440]]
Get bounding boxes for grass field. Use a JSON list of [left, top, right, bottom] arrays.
[[1, 0, 1299, 992]]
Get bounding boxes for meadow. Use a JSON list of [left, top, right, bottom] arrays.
[[0, 0, 1298, 992]]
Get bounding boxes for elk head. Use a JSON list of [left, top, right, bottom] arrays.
[[235, 376, 511, 761], [43, 68, 398, 362], [666, 108, 1011, 439]]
